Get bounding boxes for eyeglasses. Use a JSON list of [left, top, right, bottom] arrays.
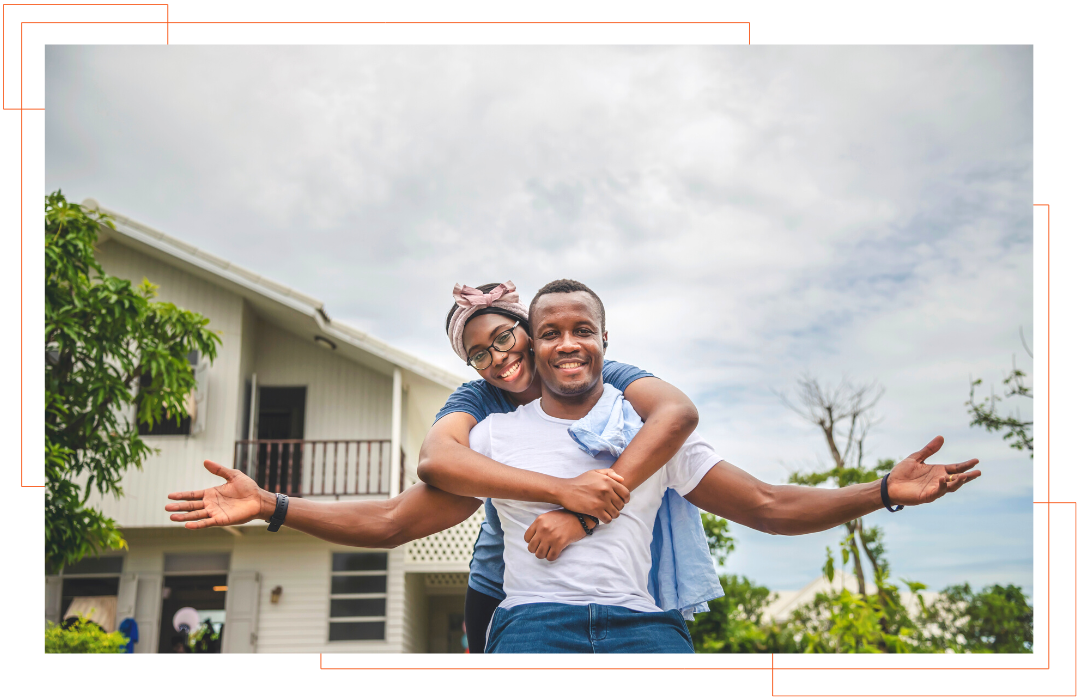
[[467, 321, 520, 370]]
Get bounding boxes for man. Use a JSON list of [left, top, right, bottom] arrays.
[[427, 279, 980, 653], [167, 280, 979, 653]]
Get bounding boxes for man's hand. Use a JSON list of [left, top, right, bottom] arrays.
[[524, 510, 589, 562], [887, 436, 981, 506], [165, 460, 272, 529], [558, 469, 630, 523]]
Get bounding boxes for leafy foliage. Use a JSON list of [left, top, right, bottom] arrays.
[[45, 616, 128, 653], [700, 512, 736, 567], [916, 583, 1034, 653], [790, 457, 895, 595], [45, 190, 220, 573], [687, 573, 794, 653], [790, 569, 923, 653], [967, 362, 1033, 457], [186, 619, 223, 653], [688, 468, 1031, 654]]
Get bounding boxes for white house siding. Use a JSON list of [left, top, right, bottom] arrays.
[[253, 321, 393, 442], [64, 220, 467, 654], [90, 240, 247, 528], [401, 370, 461, 479], [401, 573, 429, 653], [236, 300, 259, 440], [121, 527, 413, 653]]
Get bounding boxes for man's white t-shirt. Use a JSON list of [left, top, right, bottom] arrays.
[[469, 398, 721, 612]]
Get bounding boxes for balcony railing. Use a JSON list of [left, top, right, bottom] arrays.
[[234, 439, 404, 497]]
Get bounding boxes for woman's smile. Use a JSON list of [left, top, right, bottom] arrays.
[[497, 358, 524, 381]]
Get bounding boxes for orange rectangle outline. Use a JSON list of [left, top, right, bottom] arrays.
[[16, 12, 1066, 694]]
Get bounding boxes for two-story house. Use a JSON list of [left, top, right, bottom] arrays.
[[45, 201, 485, 653]]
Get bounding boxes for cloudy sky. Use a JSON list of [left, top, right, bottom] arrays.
[[46, 45, 1033, 594]]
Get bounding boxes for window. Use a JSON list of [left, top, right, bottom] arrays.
[[58, 556, 124, 632], [138, 351, 198, 436], [328, 552, 387, 641], [63, 556, 124, 576]]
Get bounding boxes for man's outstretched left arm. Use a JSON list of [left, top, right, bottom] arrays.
[[683, 436, 981, 536]]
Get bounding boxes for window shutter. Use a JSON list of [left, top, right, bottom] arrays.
[[45, 576, 62, 626], [190, 358, 210, 436], [222, 571, 260, 653], [134, 574, 162, 653], [115, 572, 138, 630]]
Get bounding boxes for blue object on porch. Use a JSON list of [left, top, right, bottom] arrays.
[[118, 617, 139, 653]]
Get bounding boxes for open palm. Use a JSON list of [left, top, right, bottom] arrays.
[[166, 461, 266, 529], [887, 436, 981, 506]]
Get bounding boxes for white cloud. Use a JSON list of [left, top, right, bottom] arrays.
[[45, 44, 1033, 593]]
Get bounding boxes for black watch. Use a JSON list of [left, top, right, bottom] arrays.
[[881, 473, 904, 512], [267, 493, 289, 532]]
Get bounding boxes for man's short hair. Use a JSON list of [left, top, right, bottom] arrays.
[[529, 279, 606, 333]]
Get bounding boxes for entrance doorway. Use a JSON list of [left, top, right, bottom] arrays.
[[256, 387, 306, 495], [426, 594, 468, 653], [157, 574, 227, 653]]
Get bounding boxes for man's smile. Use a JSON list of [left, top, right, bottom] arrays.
[[553, 358, 588, 374]]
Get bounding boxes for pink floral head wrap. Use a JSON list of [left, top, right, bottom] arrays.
[[446, 281, 530, 363]]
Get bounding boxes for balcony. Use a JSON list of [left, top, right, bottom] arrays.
[[234, 439, 405, 497]]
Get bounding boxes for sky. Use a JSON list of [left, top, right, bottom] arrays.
[[45, 45, 1033, 595]]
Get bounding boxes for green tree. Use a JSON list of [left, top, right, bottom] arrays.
[[688, 574, 797, 653], [802, 552, 925, 653], [700, 512, 736, 566], [45, 615, 128, 653], [967, 349, 1033, 458], [45, 191, 220, 573], [687, 513, 799, 653], [780, 375, 891, 595], [917, 583, 1033, 653]]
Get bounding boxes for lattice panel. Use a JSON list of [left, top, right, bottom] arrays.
[[405, 506, 484, 566], [424, 573, 470, 588]]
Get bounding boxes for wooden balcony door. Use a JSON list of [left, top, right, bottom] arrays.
[[256, 387, 306, 495]]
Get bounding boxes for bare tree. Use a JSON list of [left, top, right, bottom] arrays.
[[779, 375, 892, 597]]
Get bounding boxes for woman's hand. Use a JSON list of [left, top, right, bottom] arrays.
[[524, 510, 589, 562], [166, 460, 271, 529], [558, 469, 629, 523]]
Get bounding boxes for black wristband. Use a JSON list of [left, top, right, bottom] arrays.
[[267, 493, 289, 531], [571, 511, 597, 536], [881, 473, 904, 512]]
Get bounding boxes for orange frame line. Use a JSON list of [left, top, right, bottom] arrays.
[[18, 16, 1065, 690], [2, 4, 170, 109], [324, 498, 1069, 688], [315, 220, 1058, 678], [11, 15, 746, 484], [5, 16, 750, 107], [13, 17, 748, 470]]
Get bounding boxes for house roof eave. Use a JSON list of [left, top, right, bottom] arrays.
[[86, 199, 467, 391]]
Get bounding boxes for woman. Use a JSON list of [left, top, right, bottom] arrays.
[[167, 281, 979, 653], [416, 281, 705, 653], [165, 282, 708, 652]]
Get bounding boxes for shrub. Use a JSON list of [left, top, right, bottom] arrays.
[[45, 615, 128, 653]]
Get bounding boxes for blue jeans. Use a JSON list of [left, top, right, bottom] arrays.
[[486, 602, 695, 653]]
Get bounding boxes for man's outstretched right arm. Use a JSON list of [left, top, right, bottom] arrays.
[[166, 460, 482, 548]]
